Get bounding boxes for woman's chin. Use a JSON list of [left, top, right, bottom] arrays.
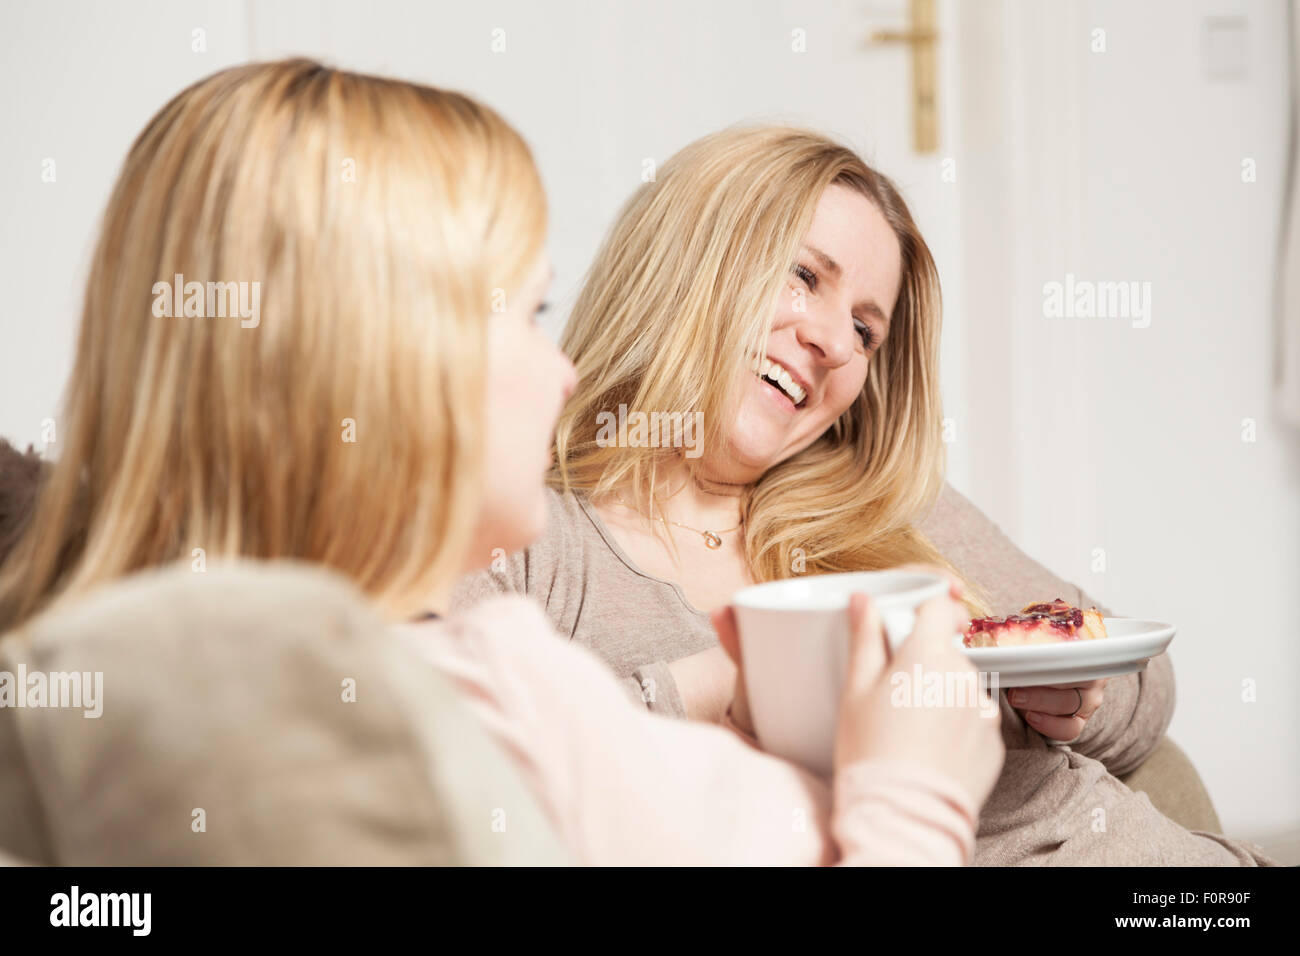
[[469, 497, 549, 569], [504, 499, 549, 553], [721, 406, 800, 471], [704, 443, 782, 485]]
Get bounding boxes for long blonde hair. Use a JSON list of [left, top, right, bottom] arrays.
[[555, 126, 988, 613], [0, 59, 546, 628]]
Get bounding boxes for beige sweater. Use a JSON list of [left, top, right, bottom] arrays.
[[453, 484, 1276, 866]]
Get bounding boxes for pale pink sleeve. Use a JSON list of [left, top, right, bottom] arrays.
[[393, 595, 976, 866], [833, 762, 977, 865]]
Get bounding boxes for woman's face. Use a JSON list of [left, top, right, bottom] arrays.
[[471, 254, 576, 566], [708, 184, 902, 485]]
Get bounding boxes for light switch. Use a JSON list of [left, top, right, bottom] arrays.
[[1203, 15, 1248, 80]]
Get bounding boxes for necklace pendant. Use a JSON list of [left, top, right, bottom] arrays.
[[703, 531, 723, 549]]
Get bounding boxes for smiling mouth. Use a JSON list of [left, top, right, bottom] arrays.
[[754, 357, 807, 408]]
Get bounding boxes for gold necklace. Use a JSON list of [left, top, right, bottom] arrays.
[[614, 495, 742, 550]]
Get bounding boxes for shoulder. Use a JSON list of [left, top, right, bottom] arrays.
[[522, 486, 597, 596], [917, 482, 997, 543], [543, 484, 599, 549], [918, 482, 1107, 617], [451, 487, 588, 609], [512, 486, 595, 572]]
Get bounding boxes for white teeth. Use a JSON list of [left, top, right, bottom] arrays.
[[756, 356, 806, 405]]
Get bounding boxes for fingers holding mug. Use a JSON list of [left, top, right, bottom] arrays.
[[843, 592, 890, 699]]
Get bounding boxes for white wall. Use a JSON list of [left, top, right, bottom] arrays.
[[955, 0, 1300, 841], [0, 0, 251, 450]]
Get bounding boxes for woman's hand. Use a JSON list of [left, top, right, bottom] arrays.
[[1008, 679, 1108, 741], [899, 561, 1108, 742], [835, 591, 1005, 811]]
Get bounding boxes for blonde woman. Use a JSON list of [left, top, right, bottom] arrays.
[[0, 60, 1004, 865], [454, 126, 1276, 867]]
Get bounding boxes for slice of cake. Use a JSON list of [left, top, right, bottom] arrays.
[[963, 598, 1107, 648]]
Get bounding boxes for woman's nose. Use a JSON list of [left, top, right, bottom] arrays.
[[793, 303, 857, 368]]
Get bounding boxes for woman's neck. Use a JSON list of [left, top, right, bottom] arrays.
[[610, 460, 747, 532]]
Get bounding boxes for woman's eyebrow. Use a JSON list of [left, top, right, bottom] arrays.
[[805, 244, 841, 277], [804, 243, 890, 329]]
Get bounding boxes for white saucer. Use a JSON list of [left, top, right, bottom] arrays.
[[960, 618, 1175, 688]]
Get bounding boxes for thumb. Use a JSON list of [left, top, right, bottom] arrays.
[[711, 605, 742, 668], [904, 595, 970, 656]]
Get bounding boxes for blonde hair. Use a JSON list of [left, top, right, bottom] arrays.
[[554, 126, 989, 614], [0, 59, 547, 628]]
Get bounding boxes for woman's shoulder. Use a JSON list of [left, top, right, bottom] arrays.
[[918, 481, 1109, 617], [449, 486, 594, 611], [542, 484, 591, 538]]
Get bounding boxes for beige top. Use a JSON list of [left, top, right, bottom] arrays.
[[453, 484, 1276, 866]]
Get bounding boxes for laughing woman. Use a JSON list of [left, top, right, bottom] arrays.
[[0, 60, 1005, 865], [453, 125, 1276, 867]]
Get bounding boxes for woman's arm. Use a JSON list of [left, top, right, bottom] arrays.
[[394, 595, 977, 866], [834, 762, 977, 865], [1060, 651, 1175, 775]]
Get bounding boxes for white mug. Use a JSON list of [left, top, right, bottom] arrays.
[[731, 570, 949, 777]]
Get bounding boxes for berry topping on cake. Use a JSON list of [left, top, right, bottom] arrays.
[[964, 598, 1107, 648]]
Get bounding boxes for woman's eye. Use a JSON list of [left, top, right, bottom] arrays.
[[794, 264, 817, 291], [854, 318, 874, 349], [534, 301, 550, 322]]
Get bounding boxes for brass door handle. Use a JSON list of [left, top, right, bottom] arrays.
[[869, 29, 938, 44], [865, 0, 939, 153]]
